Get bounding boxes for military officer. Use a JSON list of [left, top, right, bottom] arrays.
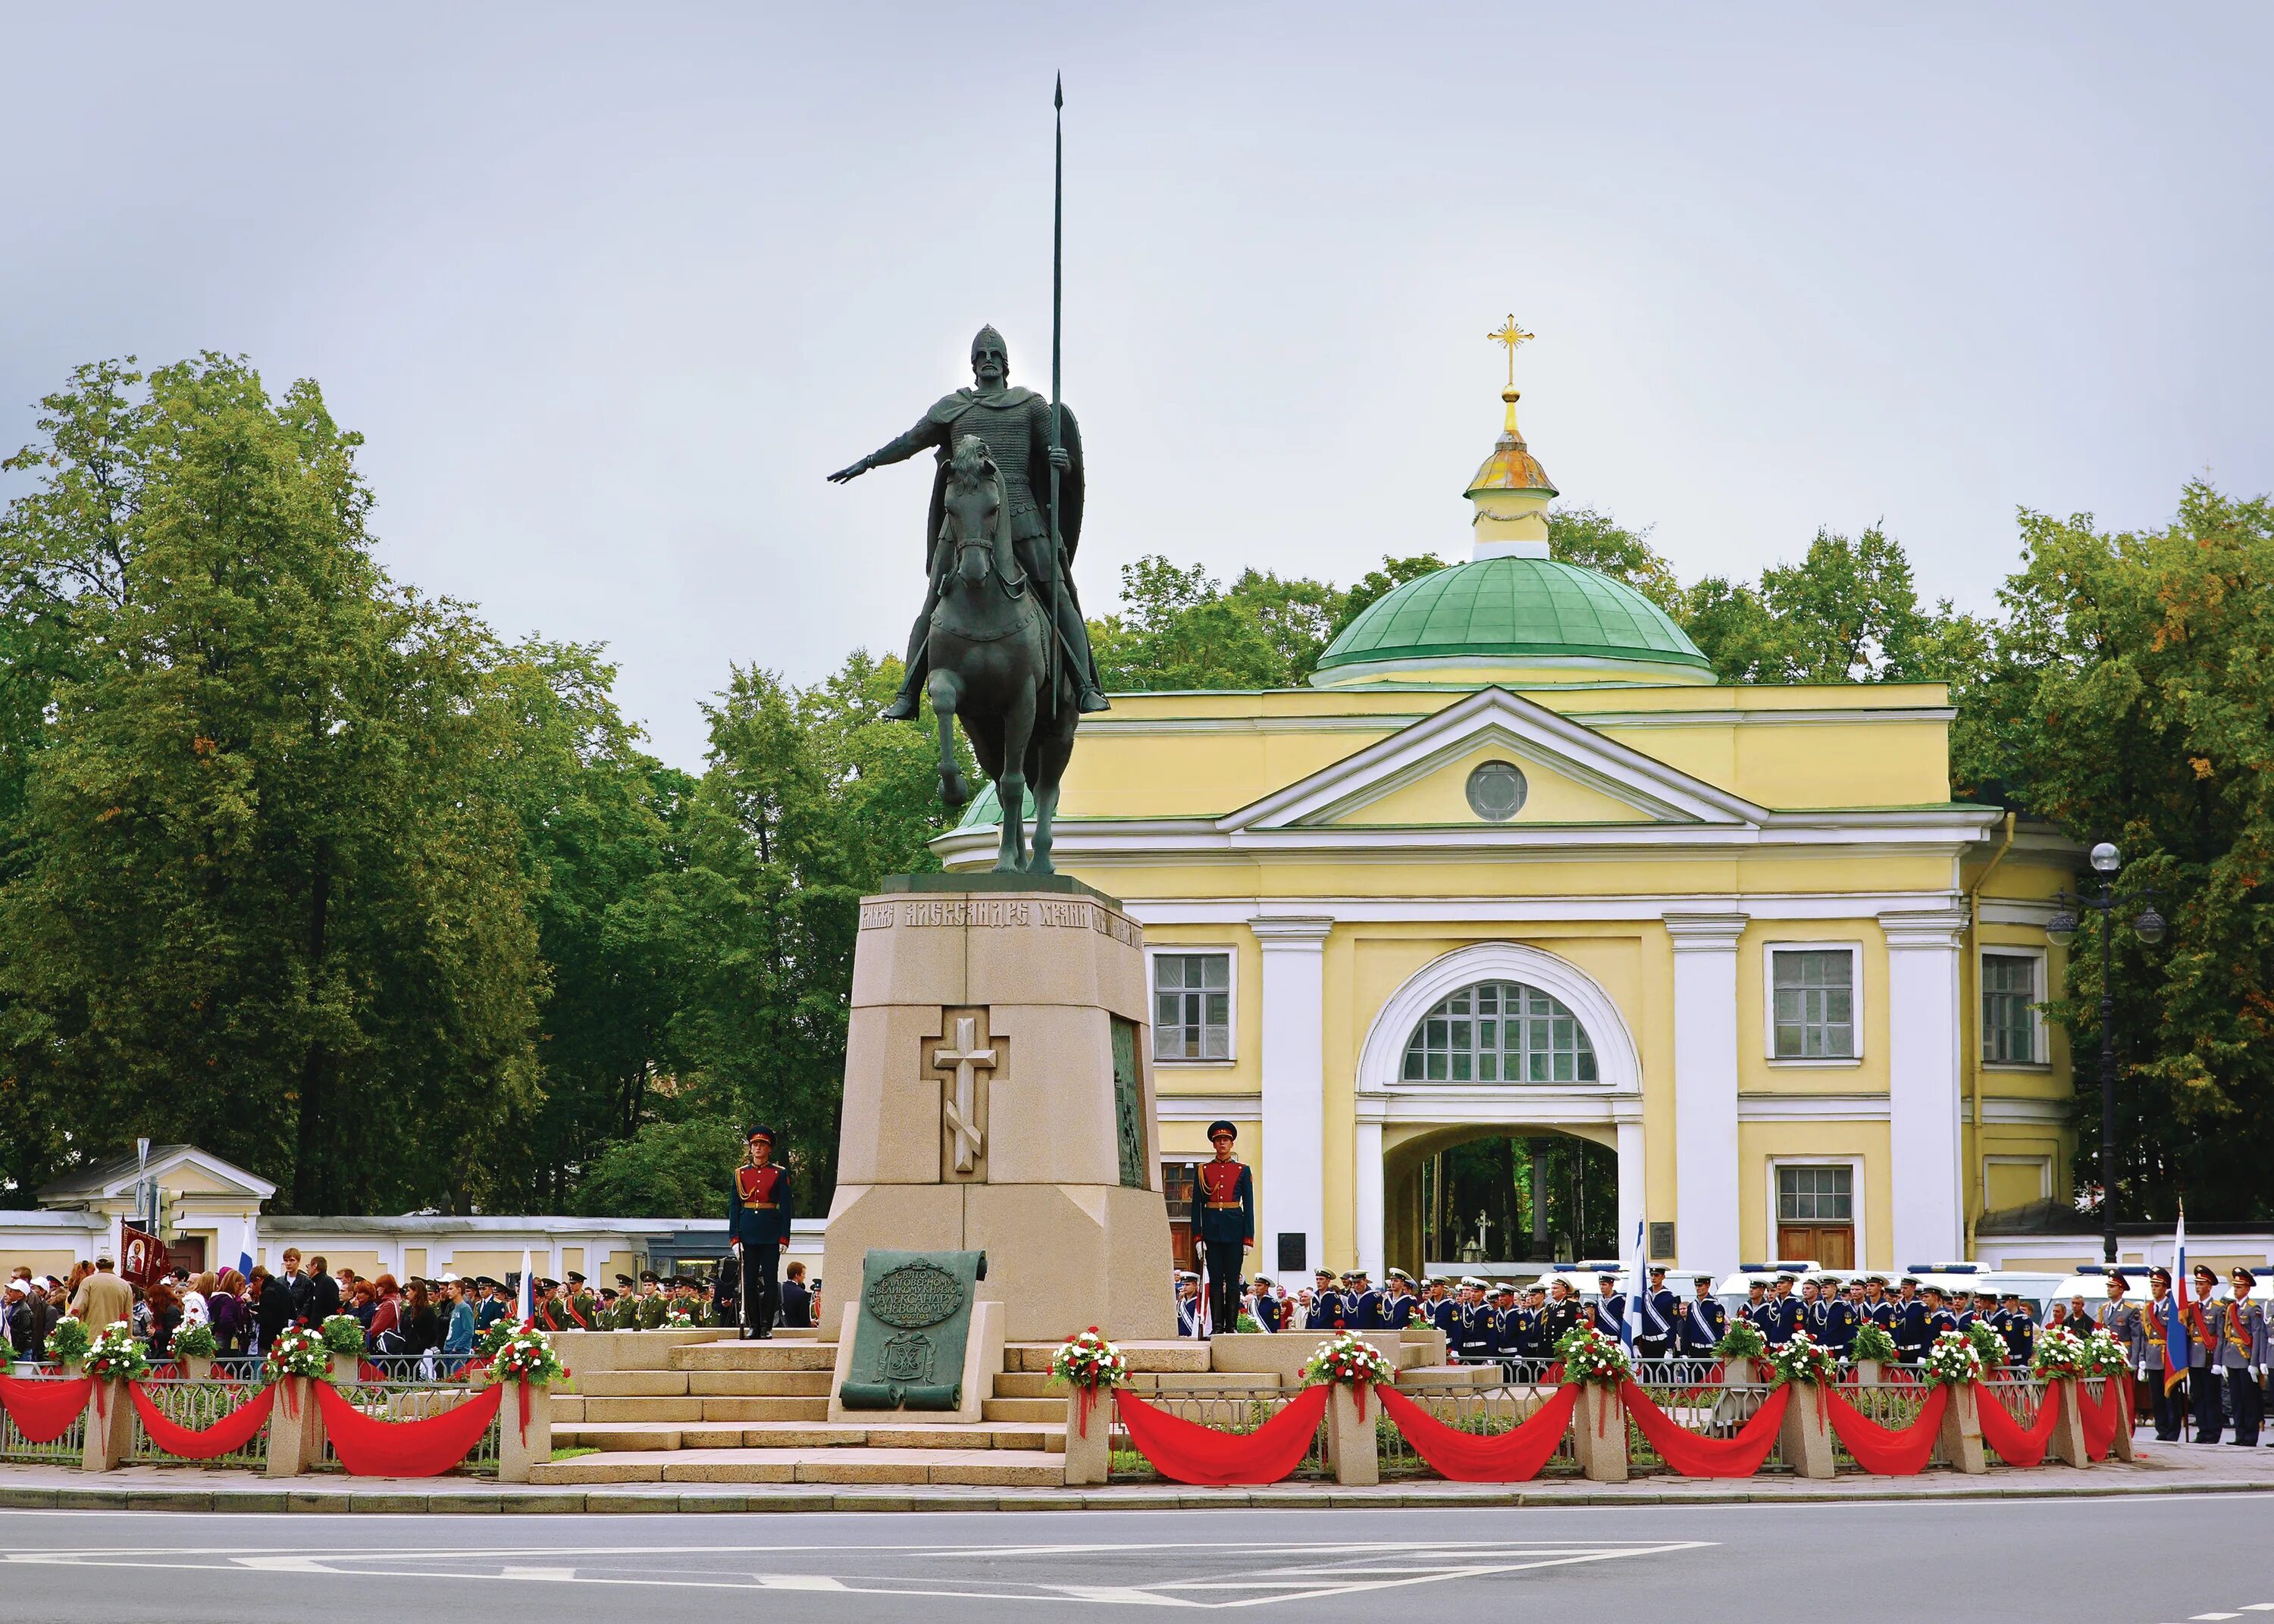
[[2188, 1263, 2225, 1443], [558, 1271, 597, 1331], [532, 1278, 565, 1334], [1760, 1274, 1804, 1347], [1637, 1267, 1677, 1364], [1589, 1272, 1627, 1339], [1818, 1275, 1858, 1358], [1998, 1289, 2037, 1366], [2140, 1267, 2185, 1441], [728, 1125, 794, 1340], [1678, 1274, 1727, 1357], [634, 1271, 669, 1331], [2219, 1269, 2265, 1447], [473, 1278, 509, 1333], [1893, 1276, 1930, 1361], [1192, 1122, 1256, 1338], [1539, 1276, 1580, 1352], [1310, 1269, 1343, 1331], [1348, 1270, 1386, 1331]]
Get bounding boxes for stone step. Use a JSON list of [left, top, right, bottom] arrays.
[[1005, 1340, 1206, 1374], [979, 1397, 1062, 1423], [553, 1328, 735, 1377], [532, 1446, 1063, 1488], [579, 1396, 704, 1422], [698, 1396, 832, 1422], [669, 1341, 838, 1372], [688, 1370, 833, 1397], [574, 1370, 692, 1398], [553, 1418, 1067, 1453], [550, 1397, 585, 1422], [992, 1372, 1057, 1398], [1129, 1370, 1283, 1392]]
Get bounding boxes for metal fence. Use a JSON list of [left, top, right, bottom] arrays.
[[126, 1376, 271, 1469], [1980, 1372, 2043, 1432], [1107, 1381, 1330, 1480], [0, 1376, 85, 1464], [1625, 1372, 1787, 1474], [355, 1353, 482, 1383], [1375, 1374, 1580, 1478], [1830, 1376, 1941, 1469], [316, 1378, 500, 1476]]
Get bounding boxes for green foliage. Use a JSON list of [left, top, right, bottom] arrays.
[[573, 1116, 744, 1217], [1547, 507, 1683, 613], [1951, 483, 2274, 1219]]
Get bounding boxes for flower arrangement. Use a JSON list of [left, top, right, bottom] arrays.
[[2080, 1328, 2131, 1379], [1762, 1328, 1840, 1388], [170, 1320, 219, 1360], [1713, 1319, 1766, 1361], [2028, 1324, 2089, 1378], [1554, 1322, 1635, 1385], [1918, 1328, 1985, 1388], [1301, 1331, 1395, 1389], [489, 1323, 565, 1385], [83, 1321, 152, 1382], [317, 1314, 366, 1358], [43, 1316, 91, 1366], [1849, 1320, 1898, 1363], [662, 1308, 694, 1329], [1048, 1328, 1129, 1391], [1964, 1319, 2006, 1369], [263, 1325, 331, 1382]]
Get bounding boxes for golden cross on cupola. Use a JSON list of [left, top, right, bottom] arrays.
[[1488, 315, 1534, 387], [934, 1015, 994, 1175]]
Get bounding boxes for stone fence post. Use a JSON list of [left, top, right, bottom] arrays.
[[264, 1377, 323, 1477], [1571, 1383, 1627, 1482], [496, 1378, 552, 1483], [1060, 1388, 1110, 1486], [2047, 1376, 2090, 1468], [1778, 1381, 1835, 1477], [1325, 1384, 1379, 1485], [80, 1381, 129, 1472], [1937, 1383, 1987, 1473]]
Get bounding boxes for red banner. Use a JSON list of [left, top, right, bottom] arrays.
[[2078, 1378, 2124, 1460], [0, 1374, 94, 1444], [1619, 1380, 1792, 1478], [1823, 1383, 1949, 1475], [120, 1226, 167, 1288], [1112, 1385, 1328, 1486], [1375, 1382, 1579, 1482], [127, 1382, 275, 1460], [1975, 1381, 2060, 1467], [313, 1380, 503, 1478]]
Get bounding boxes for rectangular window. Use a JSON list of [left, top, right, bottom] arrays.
[[1152, 952, 1231, 1062], [1771, 949, 1855, 1059], [1776, 1165, 1853, 1223], [1982, 953, 2039, 1063]]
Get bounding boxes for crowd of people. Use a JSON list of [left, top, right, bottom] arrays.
[[1175, 1259, 2269, 1447], [5, 1246, 819, 1372]]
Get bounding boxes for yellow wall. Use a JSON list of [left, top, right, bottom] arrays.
[[1339, 743, 1653, 826]]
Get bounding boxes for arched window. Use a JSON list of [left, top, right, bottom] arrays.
[[1400, 979, 1597, 1084]]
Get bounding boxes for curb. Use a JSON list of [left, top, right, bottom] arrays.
[[2, 1475, 2269, 1515]]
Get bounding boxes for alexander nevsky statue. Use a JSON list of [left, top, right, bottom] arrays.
[[827, 324, 1108, 721]]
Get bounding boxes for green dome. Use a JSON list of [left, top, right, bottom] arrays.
[[1315, 556, 1711, 681]]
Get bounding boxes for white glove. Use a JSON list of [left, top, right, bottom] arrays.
[[2135, 1364, 2147, 1380]]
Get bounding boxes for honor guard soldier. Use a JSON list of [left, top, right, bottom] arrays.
[[1253, 1276, 1286, 1332], [1430, 1280, 1461, 1342], [1818, 1275, 1858, 1357], [607, 1275, 637, 1331], [1920, 1284, 1958, 1343], [1590, 1272, 1627, 1339], [1741, 1278, 1771, 1335], [1998, 1288, 2037, 1366], [2220, 1269, 2265, 1447], [1635, 1267, 1677, 1364], [2141, 1268, 2185, 1441], [1860, 1275, 1896, 1329], [1490, 1284, 1522, 1374], [1679, 1275, 1727, 1357], [634, 1271, 668, 1331], [1348, 1270, 1385, 1331], [532, 1278, 564, 1333], [559, 1271, 597, 1331], [1193, 1122, 1256, 1338], [1761, 1273, 1803, 1347], [1455, 1278, 1495, 1362], [2188, 1263, 2224, 1443], [1174, 1272, 1202, 1338], [728, 1125, 794, 1340], [1798, 1275, 1823, 1333], [1893, 1276, 1929, 1361], [1310, 1269, 1342, 1331], [1539, 1277, 1580, 1351]]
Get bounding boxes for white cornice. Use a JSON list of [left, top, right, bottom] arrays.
[[1738, 1093, 1893, 1122], [1961, 1097, 2070, 1125], [1125, 893, 1966, 927]]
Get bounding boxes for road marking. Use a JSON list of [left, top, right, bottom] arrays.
[[498, 1566, 576, 1581], [757, 1575, 850, 1590]]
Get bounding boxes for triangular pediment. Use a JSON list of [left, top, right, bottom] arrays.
[[1219, 687, 1765, 831]]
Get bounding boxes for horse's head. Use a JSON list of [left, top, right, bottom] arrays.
[[942, 436, 1004, 587]]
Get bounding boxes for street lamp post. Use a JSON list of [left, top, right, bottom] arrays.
[[2044, 841, 2165, 1266]]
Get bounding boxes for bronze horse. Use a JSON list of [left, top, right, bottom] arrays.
[[925, 435, 1077, 874]]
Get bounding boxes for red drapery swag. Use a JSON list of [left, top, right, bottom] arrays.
[[127, 1381, 276, 1460], [1373, 1382, 1579, 1482], [2078, 1378, 2124, 1461], [1618, 1380, 1792, 1478], [1822, 1384, 1950, 1475], [0, 1374, 95, 1444], [1975, 1381, 2059, 1467], [313, 1380, 503, 1478], [1112, 1385, 1328, 1486]]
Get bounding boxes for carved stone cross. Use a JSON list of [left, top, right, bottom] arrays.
[[934, 1015, 995, 1175]]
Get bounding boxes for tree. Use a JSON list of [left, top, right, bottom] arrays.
[[0, 357, 545, 1212], [1547, 507, 1683, 613], [1953, 483, 2274, 1220], [573, 1116, 744, 1218]]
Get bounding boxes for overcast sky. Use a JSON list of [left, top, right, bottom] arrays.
[[4, 5, 2268, 768]]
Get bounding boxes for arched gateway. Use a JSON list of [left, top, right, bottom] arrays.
[[1355, 943, 1644, 1284]]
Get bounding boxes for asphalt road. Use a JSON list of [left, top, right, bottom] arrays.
[[3, 1497, 2270, 1622]]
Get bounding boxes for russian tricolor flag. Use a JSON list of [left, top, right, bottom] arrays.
[[2163, 1203, 2194, 1394]]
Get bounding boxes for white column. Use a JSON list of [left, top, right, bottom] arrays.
[[1252, 916, 1332, 1285], [1615, 1118, 1647, 1257], [1354, 1119, 1385, 1284], [1882, 908, 1969, 1266], [1665, 913, 1747, 1275]]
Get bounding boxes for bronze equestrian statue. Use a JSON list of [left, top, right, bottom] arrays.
[[828, 326, 1103, 873]]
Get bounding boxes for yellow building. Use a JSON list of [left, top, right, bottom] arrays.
[[936, 355, 2077, 1281]]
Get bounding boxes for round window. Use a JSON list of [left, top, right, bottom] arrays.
[[1465, 759, 1528, 821]]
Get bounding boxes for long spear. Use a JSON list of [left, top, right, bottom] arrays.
[[1046, 73, 1065, 718]]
